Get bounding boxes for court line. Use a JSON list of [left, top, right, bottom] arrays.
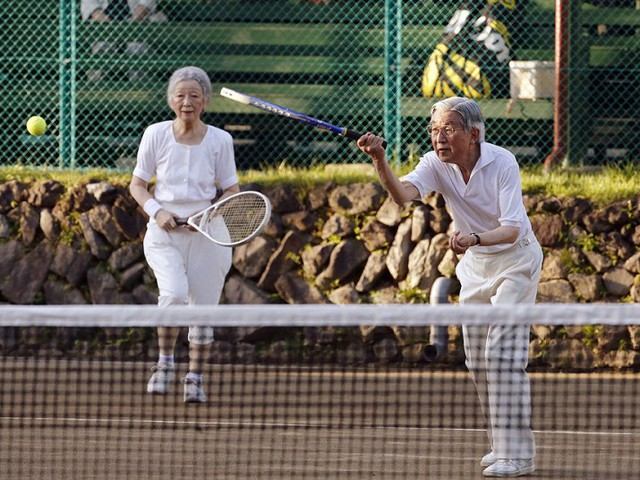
[[1, 415, 637, 437]]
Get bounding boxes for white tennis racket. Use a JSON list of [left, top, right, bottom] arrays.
[[175, 191, 271, 247]]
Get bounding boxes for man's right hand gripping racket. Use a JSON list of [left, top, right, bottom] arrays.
[[175, 191, 271, 247]]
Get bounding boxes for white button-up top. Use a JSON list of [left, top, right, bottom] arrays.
[[133, 121, 238, 217]]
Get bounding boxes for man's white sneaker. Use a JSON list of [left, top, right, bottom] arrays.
[[483, 458, 535, 477], [183, 377, 207, 404], [146, 363, 176, 394], [481, 451, 498, 467]]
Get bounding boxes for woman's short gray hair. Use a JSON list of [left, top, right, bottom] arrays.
[[431, 97, 486, 142], [167, 66, 212, 101]]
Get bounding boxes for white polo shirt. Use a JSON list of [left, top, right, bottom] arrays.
[[401, 142, 532, 253], [133, 121, 239, 218]]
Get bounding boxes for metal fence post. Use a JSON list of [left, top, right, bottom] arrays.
[[384, 0, 402, 166], [58, 0, 77, 168], [567, 0, 589, 166]]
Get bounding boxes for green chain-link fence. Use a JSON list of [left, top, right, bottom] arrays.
[[1, 0, 638, 171]]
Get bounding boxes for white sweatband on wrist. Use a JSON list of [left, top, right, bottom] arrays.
[[143, 199, 163, 219]]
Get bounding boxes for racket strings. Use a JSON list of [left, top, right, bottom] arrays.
[[204, 196, 267, 242]]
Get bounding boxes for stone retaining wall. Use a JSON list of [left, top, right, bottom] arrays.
[[1, 179, 639, 369]]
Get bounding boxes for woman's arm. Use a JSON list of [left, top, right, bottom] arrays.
[[129, 175, 153, 210], [217, 183, 240, 201], [129, 174, 176, 230]]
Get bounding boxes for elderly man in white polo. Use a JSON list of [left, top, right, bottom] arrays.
[[357, 96, 542, 478]]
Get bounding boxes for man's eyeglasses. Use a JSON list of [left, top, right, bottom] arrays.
[[427, 125, 463, 137]]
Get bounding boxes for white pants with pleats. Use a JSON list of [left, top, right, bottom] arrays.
[[455, 234, 543, 460], [143, 207, 232, 345]]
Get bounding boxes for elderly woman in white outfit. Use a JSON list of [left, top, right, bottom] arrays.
[[129, 66, 239, 403], [357, 97, 542, 478]]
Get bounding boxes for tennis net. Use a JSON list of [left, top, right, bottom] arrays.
[[1, 303, 639, 480]]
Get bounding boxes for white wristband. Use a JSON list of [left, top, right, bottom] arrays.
[[143, 199, 162, 219]]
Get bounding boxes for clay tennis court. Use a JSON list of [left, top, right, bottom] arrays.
[[1, 358, 638, 479]]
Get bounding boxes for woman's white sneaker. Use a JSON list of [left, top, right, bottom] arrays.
[[183, 377, 207, 403], [146, 363, 176, 394]]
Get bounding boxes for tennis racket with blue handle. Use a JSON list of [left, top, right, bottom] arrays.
[[220, 87, 387, 148]]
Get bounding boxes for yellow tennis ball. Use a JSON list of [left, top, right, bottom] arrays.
[[27, 116, 47, 136]]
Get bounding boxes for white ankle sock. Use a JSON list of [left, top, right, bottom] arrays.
[[185, 372, 203, 383], [159, 354, 174, 366]]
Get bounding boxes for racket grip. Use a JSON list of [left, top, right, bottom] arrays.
[[344, 128, 388, 148], [174, 217, 188, 225]]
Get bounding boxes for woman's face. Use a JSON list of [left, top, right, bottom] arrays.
[[169, 79, 208, 122]]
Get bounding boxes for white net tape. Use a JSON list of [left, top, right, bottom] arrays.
[[2, 303, 640, 327]]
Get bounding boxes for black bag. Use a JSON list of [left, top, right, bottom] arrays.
[[422, 0, 527, 99]]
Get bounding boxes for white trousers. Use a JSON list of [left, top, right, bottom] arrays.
[[143, 222, 232, 345], [455, 234, 543, 459]]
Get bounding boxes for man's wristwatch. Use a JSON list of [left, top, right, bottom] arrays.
[[470, 233, 481, 246]]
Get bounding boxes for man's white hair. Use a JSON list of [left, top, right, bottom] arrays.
[[431, 97, 486, 142]]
